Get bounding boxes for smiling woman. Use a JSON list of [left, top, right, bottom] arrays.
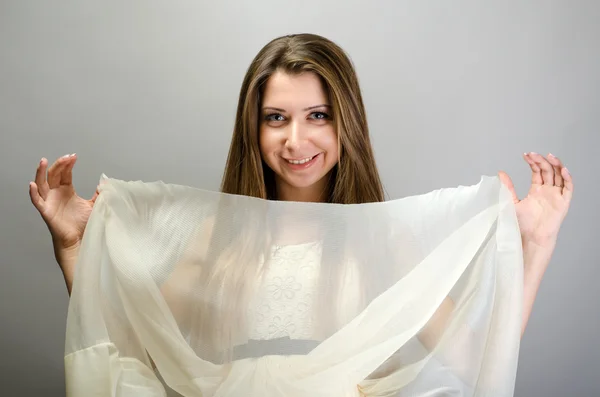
[[220, 34, 385, 205], [259, 71, 339, 202], [29, 33, 573, 397]]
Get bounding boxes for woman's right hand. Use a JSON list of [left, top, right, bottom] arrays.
[[29, 154, 100, 256]]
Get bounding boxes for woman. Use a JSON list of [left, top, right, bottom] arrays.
[[29, 33, 573, 394]]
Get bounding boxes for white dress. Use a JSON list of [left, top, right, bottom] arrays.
[[154, 240, 473, 396]]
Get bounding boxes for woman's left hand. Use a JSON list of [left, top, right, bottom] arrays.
[[498, 152, 573, 337], [498, 152, 574, 250]]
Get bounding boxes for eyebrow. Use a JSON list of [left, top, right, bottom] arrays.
[[262, 104, 331, 112]]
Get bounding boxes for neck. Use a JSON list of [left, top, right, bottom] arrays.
[[275, 178, 329, 203]]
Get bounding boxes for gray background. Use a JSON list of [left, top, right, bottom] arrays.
[[1, 1, 598, 396]]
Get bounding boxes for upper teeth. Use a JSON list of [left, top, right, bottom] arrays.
[[287, 156, 314, 165]]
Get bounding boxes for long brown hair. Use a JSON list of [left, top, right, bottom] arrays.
[[189, 34, 389, 361], [220, 33, 385, 204]]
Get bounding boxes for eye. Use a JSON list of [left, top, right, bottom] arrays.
[[265, 113, 285, 122], [309, 111, 330, 120]]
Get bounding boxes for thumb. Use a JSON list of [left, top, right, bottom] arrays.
[[90, 185, 101, 203], [90, 178, 109, 203], [498, 171, 519, 204]]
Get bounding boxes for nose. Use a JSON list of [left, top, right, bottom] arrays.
[[284, 120, 302, 151]]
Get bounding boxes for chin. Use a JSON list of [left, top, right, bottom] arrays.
[[280, 172, 332, 190]]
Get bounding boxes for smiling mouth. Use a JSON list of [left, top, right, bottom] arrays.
[[285, 154, 318, 165]]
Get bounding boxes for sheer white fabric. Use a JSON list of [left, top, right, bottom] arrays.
[[64, 174, 523, 397]]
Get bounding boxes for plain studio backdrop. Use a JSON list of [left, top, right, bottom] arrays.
[[1, 1, 598, 396]]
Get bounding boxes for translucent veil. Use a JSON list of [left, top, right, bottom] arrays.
[[64, 174, 523, 397]]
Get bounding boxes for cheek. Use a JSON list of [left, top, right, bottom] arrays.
[[258, 128, 277, 163], [320, 127, 339, 158]]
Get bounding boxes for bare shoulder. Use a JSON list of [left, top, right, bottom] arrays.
[[159, 213, 216, 299], [165, 213, 217, 280], [159, 214, 217, 332], [184, 213, 217, 261]]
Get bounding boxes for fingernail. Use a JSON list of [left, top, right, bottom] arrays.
[[548, 153, 555, 158], [70, 153, 76, 157], [62, 154, 70, 158], [564, 167, 570, 176], [530, 151, 537, 155]]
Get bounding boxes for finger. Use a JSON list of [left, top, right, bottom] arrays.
[[523, 153, 543, 185], [35, 157, 49, 200], [60, 153, 77, 186], [29, 182, 45, 213], [529, 152, 554, 185], [47, 154, 70, 188], [561, 167, 574, 202], [547, 153, 564, 187], [90, 185, 100, 203], [498, 171, 519, 204]]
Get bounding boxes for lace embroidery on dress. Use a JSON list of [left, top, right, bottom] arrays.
[[247, 242, 322, 340]]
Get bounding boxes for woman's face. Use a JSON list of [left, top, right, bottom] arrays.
[[259, 70, 339, 202]]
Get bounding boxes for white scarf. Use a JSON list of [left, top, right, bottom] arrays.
[[64, 174, 522, 396]]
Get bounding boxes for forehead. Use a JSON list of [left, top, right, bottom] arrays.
[[261, 70, 328, 109]]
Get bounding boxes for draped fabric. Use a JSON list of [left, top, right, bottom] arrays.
[[64, 174, 523, 397]]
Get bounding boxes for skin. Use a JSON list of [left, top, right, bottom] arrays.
[[29, 72, 573, 338], [259, 71, 339, 203], [499, 152, 573, 336]]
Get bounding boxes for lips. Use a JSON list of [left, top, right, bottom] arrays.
[[282, 153, 322, 170], [285, 154, 317, 165]]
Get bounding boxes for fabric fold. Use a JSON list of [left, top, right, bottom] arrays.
[[65, 175, 523, 397]]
